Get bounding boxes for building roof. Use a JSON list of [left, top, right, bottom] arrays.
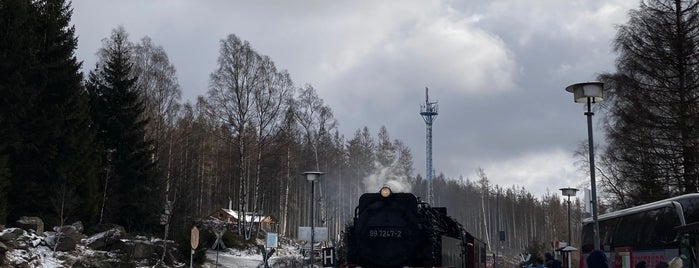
[[211, 208, 275, 223]]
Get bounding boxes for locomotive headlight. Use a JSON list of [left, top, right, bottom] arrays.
[[380, 186, 391, 197]]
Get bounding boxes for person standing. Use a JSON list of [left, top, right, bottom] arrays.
[[533, 257, 547, 268], [586, 250, 609, 268], [545, 252, 562, 268]]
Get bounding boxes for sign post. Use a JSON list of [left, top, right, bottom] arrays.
[[212, 227, 226, 267], [190, 226, 199, 268], [260, 232, 278, 268], [322, 247, 336, 267], [298, 226, 329, 265]]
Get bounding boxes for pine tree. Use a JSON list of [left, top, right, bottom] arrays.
[[1, 0, 100, 226], [86, 27, 160, 233]]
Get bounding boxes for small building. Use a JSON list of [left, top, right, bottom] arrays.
[[209, 208, 278, 233]]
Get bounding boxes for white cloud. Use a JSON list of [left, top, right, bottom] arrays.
[[391, 15, 516, 94], [479, 0, 635, 47], [70, 0, 635, 200], [462, 149, 586, 197], [562, 3, 634, 42], [320, 4, 517, 115]]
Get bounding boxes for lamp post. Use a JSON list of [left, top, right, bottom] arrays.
[[559, 187, 578, 247], [560, 187, 578, 268], [565, 81, 603, 251], [303, 171, 323, 268]]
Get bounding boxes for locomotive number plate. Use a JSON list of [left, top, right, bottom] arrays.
[[368, 228, 402, 238]]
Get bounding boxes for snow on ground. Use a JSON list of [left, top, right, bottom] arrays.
[[204, 249, 263, 267], [3, 242, 122, 268], [2, 226, 309, 267], [1, 227, 174, 267], [5, 245, 64, 267], [201, 240, 308, 268], [2, 227, 68, 267]]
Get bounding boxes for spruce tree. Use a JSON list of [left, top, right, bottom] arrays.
[[87, 27, 160, 233], [0, 0, 38, 225], [1, 0, 100, 226], [36, 0, 101, 226]]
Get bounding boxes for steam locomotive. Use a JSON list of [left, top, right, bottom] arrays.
[[345, 186, 487, 268]]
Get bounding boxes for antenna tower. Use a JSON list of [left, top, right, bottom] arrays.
[[420, 87, 438, 203]]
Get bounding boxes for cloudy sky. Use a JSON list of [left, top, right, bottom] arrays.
[[71, 0, 638, 197]]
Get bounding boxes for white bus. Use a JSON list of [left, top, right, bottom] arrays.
[[581, 194, 699, 268]]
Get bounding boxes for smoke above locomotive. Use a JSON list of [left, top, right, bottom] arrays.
[[362, 160, 412, 193]]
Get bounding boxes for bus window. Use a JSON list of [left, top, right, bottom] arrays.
[[614, 212, 645, 248], [612, 206, 681, 250], [680, 198, 699, 224], [600, 218, 620, 249], [648, 206, 682, 249]]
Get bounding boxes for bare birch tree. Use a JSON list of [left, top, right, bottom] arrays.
[[248, 57, 292, 239], [208, 34, 264, 235], [293, 84, 337, 233]]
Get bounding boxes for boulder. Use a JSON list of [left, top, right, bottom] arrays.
[[117, 240, 158, 260], [0, 228, 30, 249], [132, 240, 157, 259], [55, 235, 76, 251], [86, 223, 123, 235], [54, 221, 85, 242], [84, 226, 125, 250], [15, 216, 43, 234], [45, 232, 77, 252], [0, 228, 25, 243]]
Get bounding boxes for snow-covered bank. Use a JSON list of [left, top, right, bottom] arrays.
[[0, 224, 182, 267], [1, 219, 310, 267], [201, 239, 307, 268]]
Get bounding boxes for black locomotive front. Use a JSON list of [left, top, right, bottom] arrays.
[[347, 186, 432, 267]]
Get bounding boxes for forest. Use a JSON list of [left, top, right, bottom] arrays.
[[5, 0, 699, 266]]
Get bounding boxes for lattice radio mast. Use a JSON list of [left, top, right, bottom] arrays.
[[420, 87, 438, 203]]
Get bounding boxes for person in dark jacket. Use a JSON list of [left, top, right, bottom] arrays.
[[545, 252, 562, 268], [655, 261, 669, 268], [533, 257, 547, 268], [586, 250, 608, 268], [635, 261, 647, 268]]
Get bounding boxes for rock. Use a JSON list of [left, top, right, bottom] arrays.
[[132, 240, 157, 259], [118, 240, 158, 260], [0, 228, 30, 249], [86, 223, 123, 235], [54, 221, 85, 242], [0, 228, 25, 243], [55, 235, 76, 251], [45, 232, 77, 252], [84, 226, 125, 250], [71, 221, 84, 233], [16, 216, 44, 234]]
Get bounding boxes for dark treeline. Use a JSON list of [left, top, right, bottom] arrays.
[[0, 0, 587, 264]]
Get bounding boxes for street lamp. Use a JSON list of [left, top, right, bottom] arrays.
[[303, 171, 323, 268], [565, 81, 603, 251], [559, 187, 579, 247]]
